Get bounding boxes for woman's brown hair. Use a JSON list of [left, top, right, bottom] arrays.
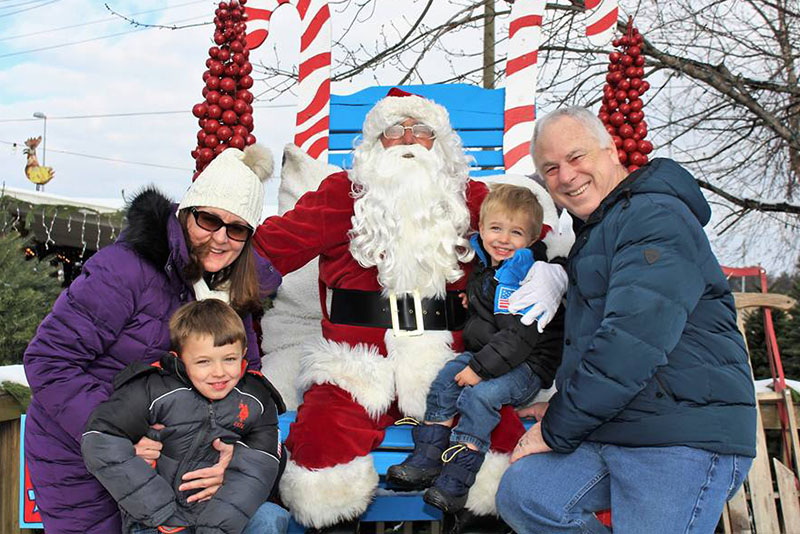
[[178, 209, 262, 315]]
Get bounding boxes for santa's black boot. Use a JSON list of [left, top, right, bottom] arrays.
[[386, 423, 451, 490], [423, 444, 485, 514]]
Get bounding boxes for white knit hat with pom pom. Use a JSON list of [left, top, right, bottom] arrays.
[[178, 144, 273, 228]]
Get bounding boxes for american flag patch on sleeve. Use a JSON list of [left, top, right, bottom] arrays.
[[494, 285, 515, 314]]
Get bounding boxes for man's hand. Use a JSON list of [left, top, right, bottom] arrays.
[[508, 262, 568, 332], [458, 292, 468, 309], [455, 366, 482, 387], [179, 438, 234, 503], [516, 402, 549, 422], [134, 424, 165, 463], [510, 422, 552, 463]]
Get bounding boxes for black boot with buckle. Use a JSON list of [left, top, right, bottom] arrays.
[[423, 444, 485, 514], [386, 420, 451, 491]]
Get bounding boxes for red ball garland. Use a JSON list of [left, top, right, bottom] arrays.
[[190, 0, 255, 180], [599, 19, 651, 174]]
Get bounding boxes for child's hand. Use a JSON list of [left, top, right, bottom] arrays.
[[180, 438, 234, 502], [517, 402, 549, 422], [134, 423, 165, 463], [459, 292, 468, 309], [454, 366, 482, 386]]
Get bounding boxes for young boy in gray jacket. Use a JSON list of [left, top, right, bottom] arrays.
[[82, 299, 287, 534]]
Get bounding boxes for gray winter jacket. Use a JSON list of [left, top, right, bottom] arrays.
[[82, 352, 285, 534]]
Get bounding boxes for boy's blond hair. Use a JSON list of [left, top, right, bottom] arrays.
[[169, 299, 247, 354], [479, 183, 544, 240]]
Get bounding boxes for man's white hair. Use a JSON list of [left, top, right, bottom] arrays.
[[531, 106, 614, 158]]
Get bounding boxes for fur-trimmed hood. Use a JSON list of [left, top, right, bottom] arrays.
[[118, 186, 183, 271]]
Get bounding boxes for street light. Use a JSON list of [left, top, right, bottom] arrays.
[[32, 112, 47, 191]]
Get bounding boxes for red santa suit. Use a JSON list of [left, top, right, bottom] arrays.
[[253, 89, 527, 528]]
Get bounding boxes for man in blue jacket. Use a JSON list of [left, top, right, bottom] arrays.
[[496, 106, 756, 533]]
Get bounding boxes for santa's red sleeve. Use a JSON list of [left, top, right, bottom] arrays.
[[253, 171, 354, 276]]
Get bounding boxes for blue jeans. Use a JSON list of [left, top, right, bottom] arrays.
[[128, 501, 290, 534], [496, 441, 753, 534], [425, 352, 542, 452]]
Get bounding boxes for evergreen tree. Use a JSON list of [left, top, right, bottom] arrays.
[[745, 264, 800, 380], [0, 232, 62, 365]]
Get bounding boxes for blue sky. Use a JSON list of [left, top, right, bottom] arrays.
[[0, 0, 303, 206]]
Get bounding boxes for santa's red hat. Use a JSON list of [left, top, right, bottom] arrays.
[[361, 87, 452, 142]]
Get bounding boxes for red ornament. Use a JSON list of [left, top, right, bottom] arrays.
[[218, 48, 231, 62], [617, 150, 628, 164], [239, 75, 254, 89], [206, 90, 222, 105], [206, 77, 221, 90], [619, 124, 634, 138], [638, 140, 653, 154], [236, 89, 253, 103], [220, 77, 236, 93], [609, 112, 625, 127], [622, 138, 638, 153], [217, 125, 233, 141], [222, 110, 238, 125], [239, 113, 253, 128], [204, 134, 220, 148], [628, 111, 644, 124], [207, 104, 223, 119], [233, 99, 248, 114], [246, 134, 257, 145], [199, 148, 214, 162], [214, 143, 229, 156], [234, 125, 249, 138], [192, 103, 208, 118], [230, 135, 246, 149], [204, 119, 221, 134], [219, 95, 235, 109]]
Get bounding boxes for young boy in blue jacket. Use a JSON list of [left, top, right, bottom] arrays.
[[82, 299, 288, 534], [386, 184, 565, 513]]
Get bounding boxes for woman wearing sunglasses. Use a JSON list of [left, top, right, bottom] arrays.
[[23, 145, 286, 534]]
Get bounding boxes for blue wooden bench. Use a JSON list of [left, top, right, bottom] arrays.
[[278, 412, 533, 533]]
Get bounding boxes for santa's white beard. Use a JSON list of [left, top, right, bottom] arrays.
[[349, 144, 473, 298]]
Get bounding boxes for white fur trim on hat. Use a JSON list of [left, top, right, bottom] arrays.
[[296, 338, 395, 420], [386, 330, 457, 420], [362, 93, 451, 144], [178, 145, 274, 228], [465, 450, 511, 516], [280, 455, 378, 528]]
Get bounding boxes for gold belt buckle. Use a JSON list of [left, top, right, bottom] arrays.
[[389, 290, 425, 337]]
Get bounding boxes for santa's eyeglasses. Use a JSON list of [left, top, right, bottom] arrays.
[[382, 123, 436, 140]]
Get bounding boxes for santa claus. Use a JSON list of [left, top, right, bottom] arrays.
[[253, 88, 567, 530]]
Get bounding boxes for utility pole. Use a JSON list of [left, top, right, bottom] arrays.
[[482, 0, 495, 89]]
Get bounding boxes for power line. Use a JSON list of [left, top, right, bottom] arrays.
[[0, 104, 298, 123], [0, 0, 207, 43], [0, 13, 210, 59], [0, 0, 60, 19], [0, 139, 192, 171]]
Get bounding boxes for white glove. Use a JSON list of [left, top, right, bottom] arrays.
[[508, 262, 568, 332]]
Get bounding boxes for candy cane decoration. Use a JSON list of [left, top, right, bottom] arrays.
[[245, 0, 331, 160], [503, 1, 545, 175], [584, 0, 618, 47], [504, 0, 619, 174]]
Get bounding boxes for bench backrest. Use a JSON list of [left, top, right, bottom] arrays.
[[328, 84, 505, 176]]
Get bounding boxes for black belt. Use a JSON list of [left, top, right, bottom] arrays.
[[329, 288, 468, 332]]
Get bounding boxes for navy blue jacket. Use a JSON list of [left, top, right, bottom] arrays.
[[542, 158, 756, 457]]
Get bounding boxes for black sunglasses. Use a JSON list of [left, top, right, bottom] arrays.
[[189, 207, 253, 242]]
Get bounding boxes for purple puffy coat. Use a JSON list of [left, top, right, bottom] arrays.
[[23, 188, 281, 534]]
